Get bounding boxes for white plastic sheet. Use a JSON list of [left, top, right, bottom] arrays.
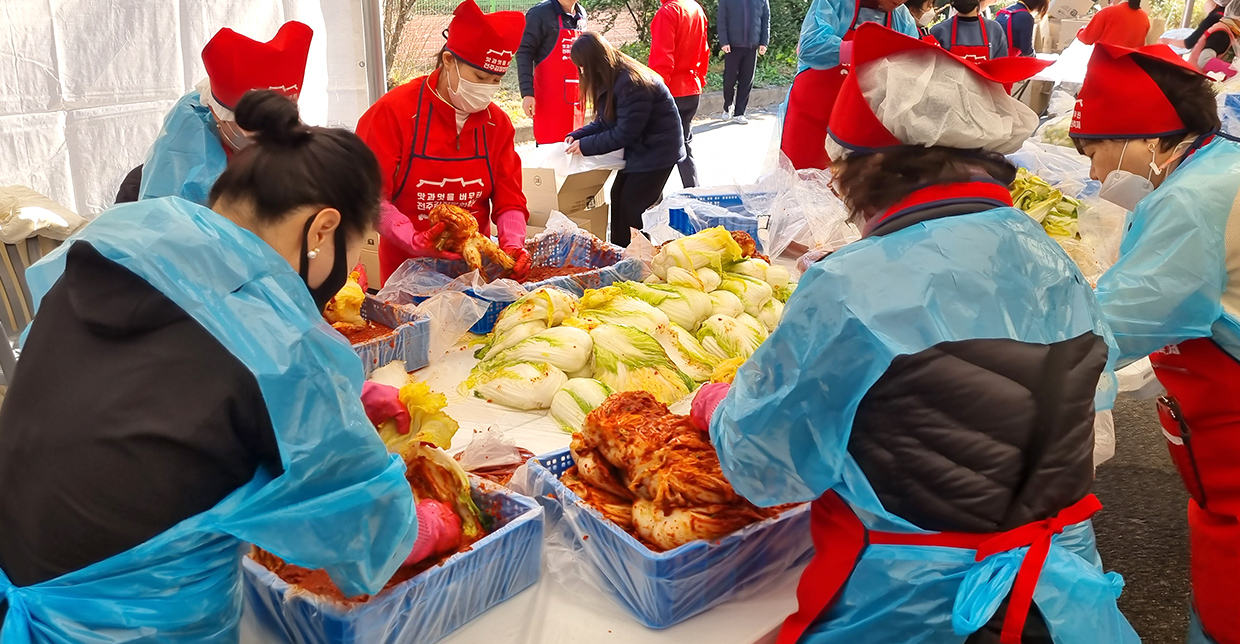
[[518, 142, 627, 175], [1033, 41, 1094, 85], [755, 159, 858, 262], [0, 0, 370, 218]]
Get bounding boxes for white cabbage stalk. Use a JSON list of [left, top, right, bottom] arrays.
[[728, 258, 769, 283], [718, 273, 774, 316], [579, 286, 671, 335], [696, 267, 722, 292], [665, 266, 705, 290], [696, 314, 767, 361], [479, 326, 594, 374], [493, 287, 579, 336], [765, 265, 791, 290], [708, 290, 745, 319], [651, 227, 745, 278], [476, 319, 547, 361], [466, 362, 568, 410], [643, 273, 665, 284], [550, 378, 614, 433], [589, 323, 696, 404], [617, 282, 713, 332], [757, 298, 785, 333], [653, 322, 720, 382], [737, 313, 769, 341]]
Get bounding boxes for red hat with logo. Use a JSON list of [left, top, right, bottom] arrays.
[[445, 0, 525, 75], [828, 24, 1051, 155], [1071, 43, 1202, 139], [202, 21, 314, 112]]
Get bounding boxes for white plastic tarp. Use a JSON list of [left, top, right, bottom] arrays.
[[0, 0, 370, 219]]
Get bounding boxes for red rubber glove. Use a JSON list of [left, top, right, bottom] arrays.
[[506, 247, 532, 281], [361, 381, 410, 435], [377, 201, 462, 261], [405, 499, 463, 565], [690, 382, 730, 432]]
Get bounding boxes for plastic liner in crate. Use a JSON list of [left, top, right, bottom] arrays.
[[512, 448, 813, 629], [388, 231, 641, 335], [242, 480, 544, 644], [665, 190, 766, 252], [350, 296, 430, 377]]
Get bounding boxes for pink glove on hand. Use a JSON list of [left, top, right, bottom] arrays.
[[690, 382, 730, 432], [361, 381, 410, 435], [376, 201, 462, 260], [405, 499, 463, 565], [495, 209, 532, 280]]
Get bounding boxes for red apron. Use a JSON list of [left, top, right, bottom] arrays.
[[949, 16, 992, 62], [533, 15, 584, 145], [780, 4, 891, 170], [776, 491, 1102, 644], [379, 83, 498, 281], [996, 6, 1029, 57], [1151, 338, 1240, 642]]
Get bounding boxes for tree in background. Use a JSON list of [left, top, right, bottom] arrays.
[[591, 0, 808, 58], [384, 0, 421, 84]]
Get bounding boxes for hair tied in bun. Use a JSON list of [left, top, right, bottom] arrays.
[[234, 90, 313, 146]]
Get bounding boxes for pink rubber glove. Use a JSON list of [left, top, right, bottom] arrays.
[[495, 209, 532, 280], [361, 381, 410, 435], [839, 40, 854, 66], [405, 499, 463, 565], [690, 382, 730, 432], [377, 201, 462, 261]]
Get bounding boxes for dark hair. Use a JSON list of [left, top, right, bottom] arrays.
[[832, 147, 1018, 219], [209, 91, 381, 237], [1127, 0, 1141, 8], [1021, 0, 1049, 16], [908, 0, 936, 11], [953, 0, 981, 13], [571, 33, 661, 122]]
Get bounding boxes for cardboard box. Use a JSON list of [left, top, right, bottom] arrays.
[[1148, 17, 1166, 44], [1047, 0, 1092, 21], [359, 229, 380, 290], [1035, 16, 1056, 54], [1057, 18, 1089, 51], [522, 167, 612, 225], [525, 204, 611, 241]]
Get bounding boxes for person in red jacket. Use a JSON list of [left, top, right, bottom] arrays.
[[1076, 0, 1150, 49], [649, 0, 711, 188], [356, 0, 531, 284]]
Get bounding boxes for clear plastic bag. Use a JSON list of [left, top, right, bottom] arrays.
[[1007, 140, 1095, 199], [1077, 197, 1127, 271], [509, 450, 813, 629], [455, 427, 526, 472], [641, 194, 747, 245], [518, 142, 626, 175], [1094, 409, 1116, 467], [756, 158, 856, 260], [408, 292, 489, 357]]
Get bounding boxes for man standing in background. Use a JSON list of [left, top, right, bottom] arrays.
[[717, 0, 770, 124], [650, 0, 711, 187], [518, 0, 587, 144]]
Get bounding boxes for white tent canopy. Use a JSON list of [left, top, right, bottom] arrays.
[[1, 0, 375, 218]]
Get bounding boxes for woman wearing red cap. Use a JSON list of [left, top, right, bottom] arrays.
[[693, 25, 1138, 644], [357, 0, 531, 285], [1071, 42, 1239, 644], [116, 21, 314, 206]]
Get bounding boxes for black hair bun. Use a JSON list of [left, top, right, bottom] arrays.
[[234, 90, 312, 146]]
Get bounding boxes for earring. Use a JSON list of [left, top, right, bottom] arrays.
[[307, 248, 320, 259]]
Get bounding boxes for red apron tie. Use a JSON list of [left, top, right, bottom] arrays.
[[776, 492, 1103, 644]]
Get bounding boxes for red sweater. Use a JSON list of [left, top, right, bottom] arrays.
[[1077, 4, 1150, 49], [649, 0, 711, 97]]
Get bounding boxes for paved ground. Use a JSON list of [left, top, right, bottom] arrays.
[[682, 116, 1195, 641]]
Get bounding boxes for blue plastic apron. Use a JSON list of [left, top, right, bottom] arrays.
[[138, 92, 230, 206]]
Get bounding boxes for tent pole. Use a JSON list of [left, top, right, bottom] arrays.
[[1183, 0, 1197, 28], [362, 0, 387, 104]]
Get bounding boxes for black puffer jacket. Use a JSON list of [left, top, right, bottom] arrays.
[[569, 70, 686, 173]]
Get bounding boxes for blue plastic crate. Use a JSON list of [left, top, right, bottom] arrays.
[[243, 480, 544, 644], [402, 231, 643, 335], [351, 296, 431, 377], [521, 449, 813, 629], [666, 191, 765, 252]]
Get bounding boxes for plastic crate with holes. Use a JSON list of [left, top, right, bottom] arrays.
[[512, 448, 813, 629], [242, 479, 543, 644], [402, 230, 642, 334], [351, 296, 430, 377], [665, 188, 772, 252]]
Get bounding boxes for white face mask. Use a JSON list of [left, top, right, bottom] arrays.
[[447, 61, 500, 114], [918, 10, 935, 26], [1097, 139, 1190, 211]]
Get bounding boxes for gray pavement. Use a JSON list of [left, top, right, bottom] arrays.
[[670, 110, 780, 193]]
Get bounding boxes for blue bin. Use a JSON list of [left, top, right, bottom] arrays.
[[522, 449, 813, 629], [666, 191, 766, 252], [243, 481, 544, 644], [350, 296, 430, 377]]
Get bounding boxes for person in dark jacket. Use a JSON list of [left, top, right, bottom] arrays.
[[114, 164, 144, 204], [931, 0, 1008, 60], [567, 33, 685, 247], [996, 0, 1047, 56], [1179, 1, 1225, 49], [691, 26, 1137, 644], [717, 0, 770, 122], [516, 0, 587, 144]]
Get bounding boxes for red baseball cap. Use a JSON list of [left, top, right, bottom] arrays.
[[1071, 43, 1202, 139], [445, 0, 525, 75], [202, 21, 314, 111], [829, 24, 1051, 154]]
